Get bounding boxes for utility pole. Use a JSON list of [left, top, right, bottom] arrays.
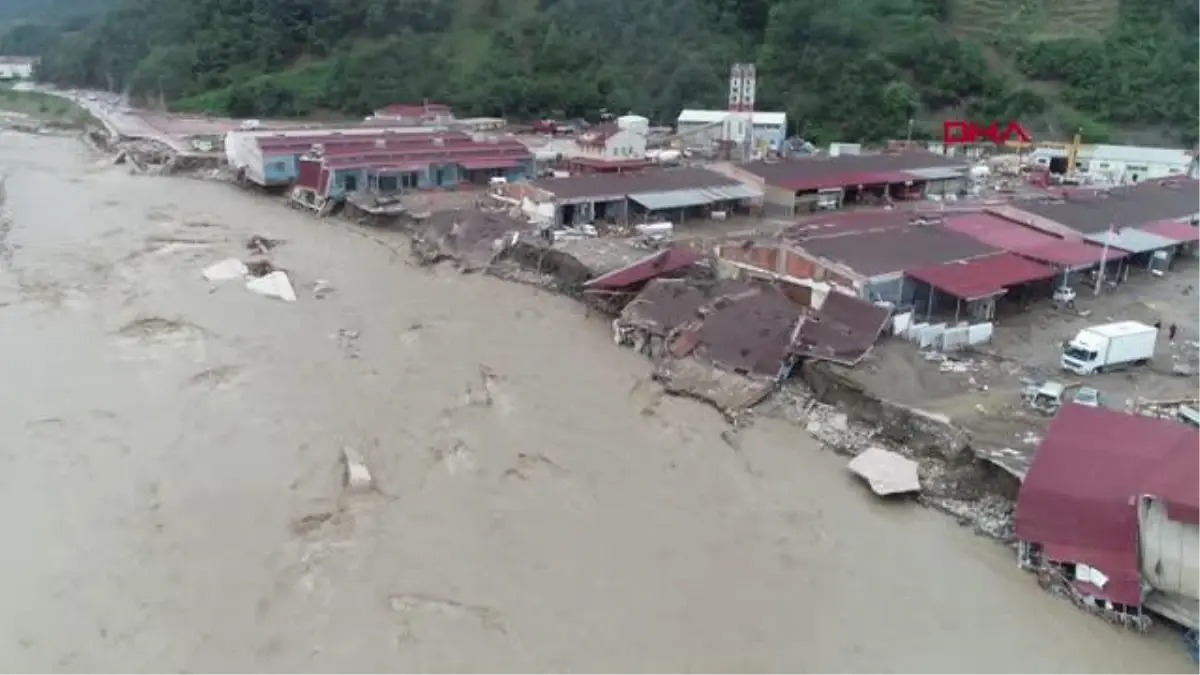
[[1094, 222, 1116, 296]]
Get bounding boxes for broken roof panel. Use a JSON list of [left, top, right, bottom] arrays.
[[793, 291, 890, 365], [796, 225, 998, 278], [583, 247, 703, 290], [1015, 404, 1200, 605], [694, 282, 803, 377], [618, 279, 708, 336], [1082, 228, 1177, 254], [848, 447, 920, 495], [907, 252, 1057, 301]]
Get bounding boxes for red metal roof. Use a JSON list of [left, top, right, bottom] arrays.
[[942, 213, 1122, 267], [458, 156, 523, 170], [258, 132, 474, 153], [321, 147, 531, 170], [907, 252, 1056, 300], [1015, 405, 1200, 605], [1137, 219, 1200, 243], [776, 170, 916, 192], [583, 247, 703, 290]]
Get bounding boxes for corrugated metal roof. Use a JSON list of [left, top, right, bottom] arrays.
[[776, 170, 917, 192], [943, 213, 1124, 267], [904, 167, 965, 180], [907, 252, 1057, 300], [1015, 404, 1200, 605], [677, 109, 787, 126], [1083, 229, 1177, 254], [629, 189, 716, 211], [797, 225, 998, 278]]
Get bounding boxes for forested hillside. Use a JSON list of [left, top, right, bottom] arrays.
[[21, 0, 1200, 144]]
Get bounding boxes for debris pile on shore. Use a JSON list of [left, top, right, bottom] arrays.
[[762, 387, 1016, 540]]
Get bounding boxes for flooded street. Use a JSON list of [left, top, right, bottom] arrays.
[[0, 134, 1188, 673]]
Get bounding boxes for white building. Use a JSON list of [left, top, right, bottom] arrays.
[[675, 109, 787, 151], [0, 56, 36, 80], [573, 123, 646, 160], [1030, 143, 1196, 183]]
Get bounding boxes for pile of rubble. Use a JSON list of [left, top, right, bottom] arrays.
[[761, 386, 1016, 541]]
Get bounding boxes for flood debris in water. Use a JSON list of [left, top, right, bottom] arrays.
[[341, 446, 373, 493], [312, 279, 334, 299], [245, 234, 282, 255], [202, 258, 248, 283], [246, 270, 296, 302]]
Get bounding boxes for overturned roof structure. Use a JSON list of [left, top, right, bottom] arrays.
[[792, 291, 890, 365]]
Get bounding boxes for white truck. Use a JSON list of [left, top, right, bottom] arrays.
[[1061, 321, 1157, 375]]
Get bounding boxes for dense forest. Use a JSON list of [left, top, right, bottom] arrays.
[[4, 0, 1197, 144]]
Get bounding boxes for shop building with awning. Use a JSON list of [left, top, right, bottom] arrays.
[[906, 252, 1059, 322], [525, 167, 762, 228], [942, 211, 1131, 286], [288, 130, 534, 202], [775, 223, 999, 306], [1009, 178, 1199, 273]]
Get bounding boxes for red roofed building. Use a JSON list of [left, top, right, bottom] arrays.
[[372, 101, 455, 125], [227, 127, 533, 198], [1016, 404, 1199, 627], [567, 122, 651, 174]]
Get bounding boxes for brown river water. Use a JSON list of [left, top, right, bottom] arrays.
[[0, 134, 1189, 672]]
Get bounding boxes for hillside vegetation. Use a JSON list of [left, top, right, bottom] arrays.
[[19, 0, 1200, 144]]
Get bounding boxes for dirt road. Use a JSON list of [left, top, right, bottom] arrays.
[[0, 133, 1188, 672]]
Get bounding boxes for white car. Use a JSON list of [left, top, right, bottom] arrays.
[[1072, 386, 1101, 408]]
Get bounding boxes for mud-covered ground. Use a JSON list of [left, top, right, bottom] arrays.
[[0, 133, 1191, 672], [843, 262, 1199, 471]]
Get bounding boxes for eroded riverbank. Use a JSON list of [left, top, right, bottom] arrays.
[[0, 133, 1189, 672]]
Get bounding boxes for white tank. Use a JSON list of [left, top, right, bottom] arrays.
[[617, 115, 649, 135], [1139, 497, 1200, 600]]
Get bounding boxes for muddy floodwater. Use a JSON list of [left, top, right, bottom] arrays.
[[0, 134, 1189, 673]]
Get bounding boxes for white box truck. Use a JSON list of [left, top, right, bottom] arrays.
[[1061, 321, 1157, 375]]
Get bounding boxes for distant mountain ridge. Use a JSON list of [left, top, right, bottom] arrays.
[[15, 0, 1200, 145]]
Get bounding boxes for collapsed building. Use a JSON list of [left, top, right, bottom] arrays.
[[1015, 404, 1199, 631], [614, 276, 890, 412]]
